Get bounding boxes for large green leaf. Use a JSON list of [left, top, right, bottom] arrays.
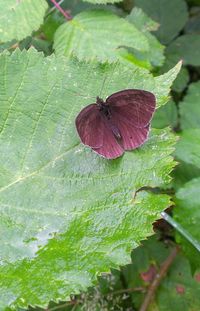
[[126, 7, 165, 67], [135, 0, 188, 44], [0, 49, 180, 309], [175, 178, 200, 269], [53, 9, 149, 62], [180, 81, 200, 129], [0, 0, 48, 42]]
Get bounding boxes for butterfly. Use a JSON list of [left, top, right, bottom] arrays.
[[75, 89, 156, 159]]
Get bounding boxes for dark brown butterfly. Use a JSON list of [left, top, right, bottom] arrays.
[[75, 89, 156, 159]]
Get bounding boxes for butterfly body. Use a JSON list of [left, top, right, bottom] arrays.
[[96, 96, 122, 139], [75, 89, 156, 159]]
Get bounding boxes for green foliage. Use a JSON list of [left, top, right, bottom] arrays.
[[180, 81, 200, 129], [135, 0, 188, 44], [0, 0, 199, 310], [175, 129, 200, 168], [157, 255, 200, 310], [0, 48, 180, 309], [29, 236, 200, 311], [129, 239, 200, 311], [127, 7, 159, 32], [175, 178, 200, 269], [0, 0, 48, 42], [41, 10, 65, 41], [160, 60, 189, 93], [166, 34, 200, 67], [82, 0, 122, 3], [172, 161, 200, 190], [53, 9, 149, 62], [126, 7, 165, 67], [185, 7, 200, 34], [47, 0, 97, 16], [152, 100, 178, 129]]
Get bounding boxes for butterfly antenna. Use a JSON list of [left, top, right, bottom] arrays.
[[99, 74, 108, 99]]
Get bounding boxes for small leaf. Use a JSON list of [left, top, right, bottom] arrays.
[[127, 7, 159, 32], [135, 0, 188, 44], [180, 81, 200, 129], [53, 9, 149, 62], [0, 49, 180, 309], [0, 0, 48, 42]]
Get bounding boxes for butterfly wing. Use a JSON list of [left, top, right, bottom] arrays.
[[75, 104, 104, 148], [109, 112, 150, 150], [106, 89, 156, 128], [92, 117, 124, 159], [76, 104, 124, 159]]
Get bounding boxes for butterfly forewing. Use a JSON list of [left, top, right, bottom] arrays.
[[106, 89, 156, 128], [75, 104, 104, 148]]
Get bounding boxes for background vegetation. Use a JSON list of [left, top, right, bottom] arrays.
[[0, 0, 199, 310]]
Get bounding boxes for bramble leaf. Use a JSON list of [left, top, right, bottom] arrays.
[[0, 0, 48, 42], [0, 49, 180, 309], [53, 9, 149, 62]]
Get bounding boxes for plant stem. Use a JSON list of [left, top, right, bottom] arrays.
[[49, 0, 72, 20], [161, 211, 200, 252], [139, 246, 178, 311]]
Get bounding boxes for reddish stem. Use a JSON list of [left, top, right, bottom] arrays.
[[50, 0, 72, 21], [139, 247, 179, 311]]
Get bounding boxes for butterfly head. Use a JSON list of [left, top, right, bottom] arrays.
[[96, 96, 105, 107], [96, 96, 111, 119]]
